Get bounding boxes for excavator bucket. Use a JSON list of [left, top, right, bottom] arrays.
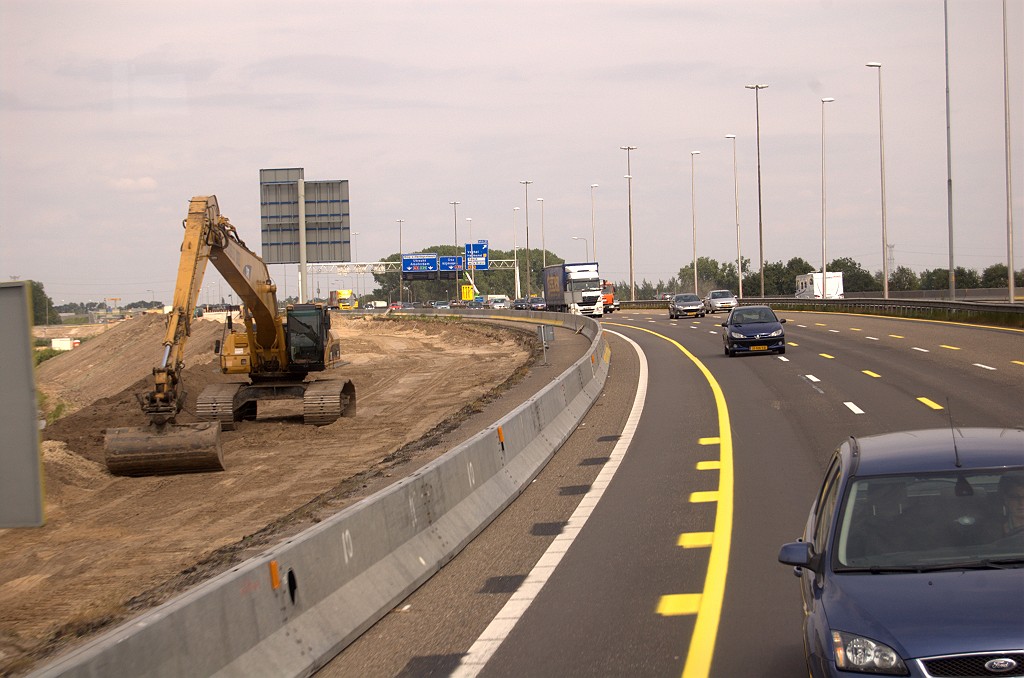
[[104, 421, 224, 476]]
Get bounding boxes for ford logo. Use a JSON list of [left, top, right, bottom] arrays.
[[985, 658, 1018, 673]]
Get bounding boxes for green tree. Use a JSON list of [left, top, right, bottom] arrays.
[[29, 281, 60, 325], [954, 266, 980, 288], [919, 268, 948, 290], [889, 265, 920, 291], [981, 263, 1009, 288]]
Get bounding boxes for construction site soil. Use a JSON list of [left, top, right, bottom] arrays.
[[1, 313, 547, 675]]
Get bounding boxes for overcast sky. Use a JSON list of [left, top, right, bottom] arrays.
[[1, 0, 1021, 304]]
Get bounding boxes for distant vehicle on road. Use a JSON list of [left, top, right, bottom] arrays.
[[513, 298, 530, 310], [779, 427, 1024, 678], [720, 305, 786, 356], [467, 301, 484, 310], [668, 293, 705, 319], [795, 271, 844, 299], [528, 297, 547, 311], [704, 289, 738, 314]]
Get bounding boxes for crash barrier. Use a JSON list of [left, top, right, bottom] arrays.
[[619, 297, 1023, 328], [35, 313, 608, 678]]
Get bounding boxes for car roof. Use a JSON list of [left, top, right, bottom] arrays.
[[674, 293, 699, 300], [844, 427, 1024, 476]]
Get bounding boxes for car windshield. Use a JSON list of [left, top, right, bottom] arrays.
[[711, 291, 732, 299], [833, 469, 1024, 571], [674, 294, 700, 303], [731, 308, 776, 323]]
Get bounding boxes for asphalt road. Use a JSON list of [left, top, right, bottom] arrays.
[[318, 309, 1023, 678]]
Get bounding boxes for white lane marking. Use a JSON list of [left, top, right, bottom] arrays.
[[973, 363, 997, 371], [844, 402, 865, 414], [866, 336, 879, 341], [912, 347, 929, 353], [829, 329, 840, 333], [453, 330, 648, 677], [805, 375, 820, 382], [778, 356, 790, 362]]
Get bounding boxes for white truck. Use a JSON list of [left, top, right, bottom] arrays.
[[795, 272, 845, 299], [542, 262, 605, 316]]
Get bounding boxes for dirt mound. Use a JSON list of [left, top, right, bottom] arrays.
[[36, 314, 224, 415], [1, 315, 534, 674]]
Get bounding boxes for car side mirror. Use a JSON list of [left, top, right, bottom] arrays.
[[780, 318, 787, 323], [778, 540, 820, 573], [720, 322, 727, 327]]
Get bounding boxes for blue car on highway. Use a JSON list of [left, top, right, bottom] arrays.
[[720, 305, 786, 356], [779, 428, 1024, 677]]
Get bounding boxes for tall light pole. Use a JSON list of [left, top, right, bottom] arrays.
[[396, 218, 404, 303], [537, 197, 546, 268], [1001, 0, 1015, 303], [590, 183, 599, 261], [725, 134, 743, 298], [690, 150, 701, 295], [449, 201, 460, 249], [821, 97, 835, 287], [866, 63, 889, 298], [351, 231, 360, 299], [943, 0, 956, 299], [572, 235, 590, 260], [745, 84, 769, 297], [512, 207, 521, 299], [464, 218, 474, 285], [620, 146, 637, 300], [520, 180, 533, 299]]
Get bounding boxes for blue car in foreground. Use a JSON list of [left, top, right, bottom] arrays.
[[779, 428, 1024, 677], [721, 305, 786, 356]]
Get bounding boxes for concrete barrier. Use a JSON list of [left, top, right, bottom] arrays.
[[34, 313, 608, 678]]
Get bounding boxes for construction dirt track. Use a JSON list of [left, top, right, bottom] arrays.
[[1, 313, 539, 675]]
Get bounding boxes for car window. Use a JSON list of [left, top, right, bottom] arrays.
[[812, 456, 842, 555]]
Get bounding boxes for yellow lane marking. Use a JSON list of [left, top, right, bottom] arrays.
[[696, 460, 721, 471], [918, 397, 944, 410], [889, 334, 904, 338], [939, 345, 961, 350], [815, 323, 827, 326], [1013, 360, 1024, 366], [606, 323, 733, 678], [658, 593, 703, 616], [698, 437, 720, 445], [862, 370, 881, 378], [788, 341, 799, 347], [678, 532, 714, 549], [690, 491, 720, 503], [820, 353, 835, 359], [850, 328, 862, 331]]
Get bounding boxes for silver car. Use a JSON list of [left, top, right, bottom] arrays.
[[669, 293, 705, 319], [704, 289, 738, 313]]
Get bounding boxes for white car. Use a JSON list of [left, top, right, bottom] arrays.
[[704, 290, 738, 313]]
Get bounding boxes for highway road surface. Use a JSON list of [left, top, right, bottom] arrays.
[[319, 309, 1023, 678]]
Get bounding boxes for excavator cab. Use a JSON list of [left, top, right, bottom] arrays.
[[285, 304, 330, 372]]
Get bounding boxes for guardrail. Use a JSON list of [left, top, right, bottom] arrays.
[[34, 312, 608, 678], [617, 297, 1023, 329]]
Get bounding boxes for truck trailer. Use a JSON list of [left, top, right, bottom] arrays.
[[542, 262, 605, 316], [795, 272, 845, 299]]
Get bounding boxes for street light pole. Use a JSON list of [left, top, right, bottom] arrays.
[[1001, 0, 1015, 303], [449, 201, 460, 250], [821, 97, 835, 287], [572, 236, 589, 260], [352, 231, 360, 299], [690, 150, 701, 295], [745, 84, 768, 297], [943, 0, 956, 299], [620, 146, 637, 300], [396, 218, 404, 303], [725, 134, 743, 299], [512, 207, 521, 299], [520, 180, 533, 299], [866, 63, 889, 298], [590, 183, 599, 261], [537, 197, 546, 268]]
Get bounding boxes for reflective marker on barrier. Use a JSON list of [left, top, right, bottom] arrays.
[[269, 560, 281, 590]]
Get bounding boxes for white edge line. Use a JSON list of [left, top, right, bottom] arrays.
[[452, 329, 649, 677], [805, 374, 820, 383], [973, 363, 996, 371], [844, 401, 865, 414]]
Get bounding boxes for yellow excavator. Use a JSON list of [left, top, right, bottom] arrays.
[[104, 195, 355, 476]]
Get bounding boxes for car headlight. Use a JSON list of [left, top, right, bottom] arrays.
[[730, 331, 746, 339], [831, 631, 908, 675], [769, 328, 783, 337]]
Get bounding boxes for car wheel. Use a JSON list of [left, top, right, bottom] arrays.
[[724, 345, 729, 356]]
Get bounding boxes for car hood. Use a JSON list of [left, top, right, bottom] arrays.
[[823, 568, 1024, 658]]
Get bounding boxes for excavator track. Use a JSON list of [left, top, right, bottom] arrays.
[[303, 378, 356, 426], [196, 382, 244, 431]]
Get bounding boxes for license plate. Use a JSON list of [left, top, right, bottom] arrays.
[[750, 345, 768, 351]]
